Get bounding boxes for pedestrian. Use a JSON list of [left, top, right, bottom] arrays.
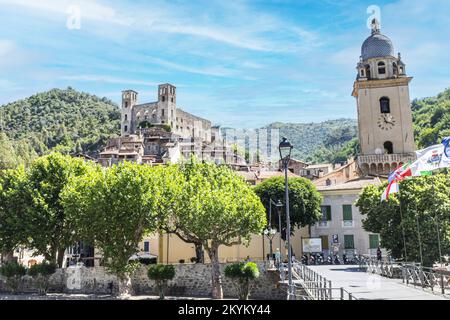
[[377, 247, 382, 262], [275, 248, 281, 268]]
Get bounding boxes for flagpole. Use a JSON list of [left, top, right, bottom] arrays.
[[431, 181, 443, 266], [398, 186, 408, 263], [414, 202, 424, 266]]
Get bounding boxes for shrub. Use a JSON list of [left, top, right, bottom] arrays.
[[0, 262, 27, 294], [224, 262, 260, 300], [28, 261, 57, 295], [147, 264, 176, 300]]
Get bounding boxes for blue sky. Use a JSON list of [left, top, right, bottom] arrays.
[[0, 0, 449, 128]]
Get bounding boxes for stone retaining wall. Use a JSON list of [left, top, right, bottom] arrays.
[[0, 262, 286, 300]]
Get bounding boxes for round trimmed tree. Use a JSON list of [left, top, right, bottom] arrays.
[[147, 264, 176, 300], [224, 262, 260, 300]]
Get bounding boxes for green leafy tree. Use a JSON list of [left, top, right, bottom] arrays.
[[356, 174, 450, 267], [0, 261, 26, 294], [147, 264, 176, 300], [164, 161, 266, 299], [254, 176, 323, 240], [63, 162, 160, 281], [224, 262, 260, 300], [20, 153, 92, 267], [0, 167, 27, 263], [0, 132, 18, 170], [28, 261, 57, 295]]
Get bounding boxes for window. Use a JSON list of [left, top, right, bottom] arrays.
[[125, 101, 128, 108], [162, 96, 165, 102], [144, 241, 150, 253], [162, 109, 165, 117], [124, 114, 128, 121], [384, 141, 393, 154], [344, 235, 354, 249], [321, 206, 332, 221], [378, 61, 386, 74], [380, 97, 390, 113], [124, 125, 128, 132], [369, 235, 380, 249], [343, 205, 353, 221], [171, 98, 174, 103], [320, 235, 329, 250]]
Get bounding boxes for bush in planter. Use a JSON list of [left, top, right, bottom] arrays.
[[147, 264, 176, 300], [28, 261, 57, 295], [224, 262, 260, 300], [0, 262, 27, 294]]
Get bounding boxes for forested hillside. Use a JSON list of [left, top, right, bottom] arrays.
[[0, 88, 120, 165], [265, 120, 359, 164], [412, 88, 450, 148]]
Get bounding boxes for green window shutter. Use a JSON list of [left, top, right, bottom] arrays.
[[344, 235, 354, 249], [343, 205, 353, 221], [369, 235, 380, 249]]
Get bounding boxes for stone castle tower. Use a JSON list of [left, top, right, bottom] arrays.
[[352, 19, 416, 176]]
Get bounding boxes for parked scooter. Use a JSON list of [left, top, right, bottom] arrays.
[[343, 254, 349, 264], [317, 253, 324, 265], [310, 254, 316, 265], [334, 255, 341, 265], [327, 255, 333, 265], [301, 254, 308, 265]]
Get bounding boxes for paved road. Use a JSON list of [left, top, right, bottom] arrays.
[[308, 265, 447, 300]]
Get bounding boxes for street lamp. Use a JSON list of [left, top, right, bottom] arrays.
[[279, 137, 294, 300], [263, 227, 277, 259]]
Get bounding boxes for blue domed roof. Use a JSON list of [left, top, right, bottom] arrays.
[[361, 32, 395, 60]]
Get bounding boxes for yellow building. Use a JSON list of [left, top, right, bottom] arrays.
[[139, 227, 310, 264]]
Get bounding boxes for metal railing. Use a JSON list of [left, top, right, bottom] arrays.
[[363, 257, 400, 278], [361, 257, 449, 297], [402, 264, 449, 296], [279, 260, 357, 300]]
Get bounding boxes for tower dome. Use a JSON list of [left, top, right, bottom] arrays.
[[361, 19, 395, 60]]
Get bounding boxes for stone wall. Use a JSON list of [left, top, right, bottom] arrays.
[[0, 262, 286, 300]]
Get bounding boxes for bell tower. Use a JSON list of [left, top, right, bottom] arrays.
[[353, 19, 416, 176], [122, 90, 138, 136], [158, 84, 177, 129]]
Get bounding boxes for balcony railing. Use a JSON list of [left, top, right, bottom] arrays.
[[357, 153, 416, 164]]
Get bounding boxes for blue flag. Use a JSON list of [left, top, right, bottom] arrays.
[[443, 137, 450, 158]]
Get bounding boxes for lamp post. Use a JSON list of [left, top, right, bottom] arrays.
[[279, 137, 294, 300], [269, 198, 284, 259]]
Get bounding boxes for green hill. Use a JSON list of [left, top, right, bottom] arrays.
[[412, 88, 450, 148], [265, 119, 359, 164], [0, 87, 120, 162]]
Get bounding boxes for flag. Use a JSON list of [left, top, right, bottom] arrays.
[[409, 141, 450, 175], [381, 162, 412, 201]]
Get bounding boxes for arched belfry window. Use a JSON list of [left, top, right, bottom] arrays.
[[378, 61, 386, 75], [384, 141, 393, 154], [380, 97, 390, 114], [365, 65, 371, 79]]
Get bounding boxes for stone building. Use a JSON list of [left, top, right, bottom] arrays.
[[353, 18, 416, 176], [99, 84, 245, 166]]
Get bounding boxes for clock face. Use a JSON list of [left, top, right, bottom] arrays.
[[377, 114, 396, 131]]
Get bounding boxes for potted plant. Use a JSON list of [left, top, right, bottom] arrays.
[[0, 261, 27, 294], [224, 262, 260, 300], [28, 261, 57, 295], [147, 264, 176, 300]]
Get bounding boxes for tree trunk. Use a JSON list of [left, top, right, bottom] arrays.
[[57, 248, 66, 268], [118, 275, 134, 298], [195, 243, 204, 263], [207, 243, 223, 299]]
